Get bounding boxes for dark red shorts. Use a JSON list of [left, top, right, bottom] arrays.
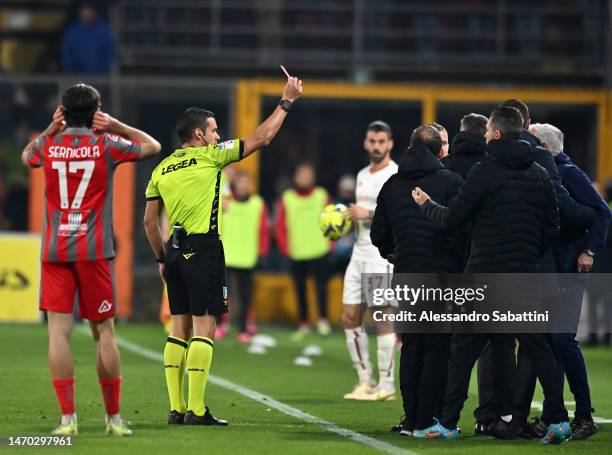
[[40, 260, 116, 321]]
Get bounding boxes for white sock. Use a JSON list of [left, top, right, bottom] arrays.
[[501, 414, 512, 423], [61, 413, 76, 425], [108, 413, 122, 424], [344, 328, 373, 384], [376, 333, 396, 390]]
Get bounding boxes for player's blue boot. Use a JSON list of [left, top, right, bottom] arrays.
[[413, 423, 441, 439], [437, 423, 460, 440], [414, 422, 459, 440], [541, 421, 571, 445]]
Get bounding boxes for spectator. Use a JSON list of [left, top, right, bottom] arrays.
[[61, 3, 115, 74]]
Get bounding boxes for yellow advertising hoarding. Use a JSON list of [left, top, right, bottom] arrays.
[[0, 232, 41, 322]]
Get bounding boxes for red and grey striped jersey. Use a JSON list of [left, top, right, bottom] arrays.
[[26, 127, 141, 262]]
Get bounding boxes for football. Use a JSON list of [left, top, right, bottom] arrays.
[[319, 204, 352, 240]]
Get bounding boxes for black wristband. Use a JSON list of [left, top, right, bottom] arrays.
[[279, 99, 293, 112]]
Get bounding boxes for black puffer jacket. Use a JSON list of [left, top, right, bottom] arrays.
[[370, 146, 465, 273], [441, 131, 486, 179], [421, 139, 559, 273]]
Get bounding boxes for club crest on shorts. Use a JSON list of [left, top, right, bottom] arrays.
[[98, 300, 112, 313]]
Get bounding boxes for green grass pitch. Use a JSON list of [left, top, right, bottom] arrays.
[[1, 323, 610, 454]]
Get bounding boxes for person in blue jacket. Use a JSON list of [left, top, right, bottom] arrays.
[[61, 3, 116, 74], [527, 122, 610, 440]]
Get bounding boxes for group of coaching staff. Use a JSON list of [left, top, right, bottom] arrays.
[[143, 75, 302, 425], [371, 100, 610, 443]]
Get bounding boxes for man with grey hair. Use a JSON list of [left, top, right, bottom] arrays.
[[524, 122, 611, 439], [529, 123, 564, 156]]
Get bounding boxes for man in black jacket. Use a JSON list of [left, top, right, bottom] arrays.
[[441, 113, 488, 179], [441, 112, 499, 432], [474, 99, 598, 435], [411, 106, 571, 444], [371, 124, 464, 437]]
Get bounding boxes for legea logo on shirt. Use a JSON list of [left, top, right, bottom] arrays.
[[161, 158, 198, 175]]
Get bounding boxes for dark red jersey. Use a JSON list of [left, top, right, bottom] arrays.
[[26, 127, 141, 262]]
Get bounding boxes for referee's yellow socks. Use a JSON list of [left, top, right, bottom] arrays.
[[187, 336, 214, 416], [164, 336, 188, 413]]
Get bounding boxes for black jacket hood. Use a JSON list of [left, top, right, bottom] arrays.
[[450, 131, 487, 157], [398, 146, 444, 179], [486, 139, 534, 170]]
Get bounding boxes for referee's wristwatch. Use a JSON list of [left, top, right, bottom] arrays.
[[279, 99, 293, 112]]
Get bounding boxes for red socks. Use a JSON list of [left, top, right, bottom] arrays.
[[52, 378, 75, 415], [52, 376, 122, 416], [99, 376, 122, 415]]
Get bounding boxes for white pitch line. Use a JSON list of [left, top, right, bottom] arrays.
[[531, 401, 612, 424], [110, 334, 416, 455]]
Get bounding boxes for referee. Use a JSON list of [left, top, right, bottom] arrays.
[[143, 75, 303, 426]]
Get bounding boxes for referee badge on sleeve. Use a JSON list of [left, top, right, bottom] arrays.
[[219, 140, 232, 152]]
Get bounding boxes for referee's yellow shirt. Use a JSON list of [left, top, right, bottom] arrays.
[[146, 139, 243, 235]]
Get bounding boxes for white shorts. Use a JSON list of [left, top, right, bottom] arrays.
[[343, 260, 393, 305]]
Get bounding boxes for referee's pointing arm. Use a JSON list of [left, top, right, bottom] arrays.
[[242, 75, 303, 158]]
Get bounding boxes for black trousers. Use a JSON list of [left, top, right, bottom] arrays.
[[474, 342, 498, 426], [400, 333, 451, 430], [290, 255, 330, 321], [513, 334, 569, 424], [441, 333, 516, 429], [227, 267, 254, 333]]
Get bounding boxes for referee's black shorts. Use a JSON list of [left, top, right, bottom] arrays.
[[165, 234, 228, 316]]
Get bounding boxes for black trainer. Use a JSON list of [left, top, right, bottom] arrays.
[[168, 410, 185, 425], [474, 421, 491, 436], [399, 420, 414, 437], [509, 420, 533, 439], [390, 415, 406, 433], [489, 420, 520, 440], [184, 407, 229, 426], [529, 416, 548, 438], [571, 416, 598, 440]]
